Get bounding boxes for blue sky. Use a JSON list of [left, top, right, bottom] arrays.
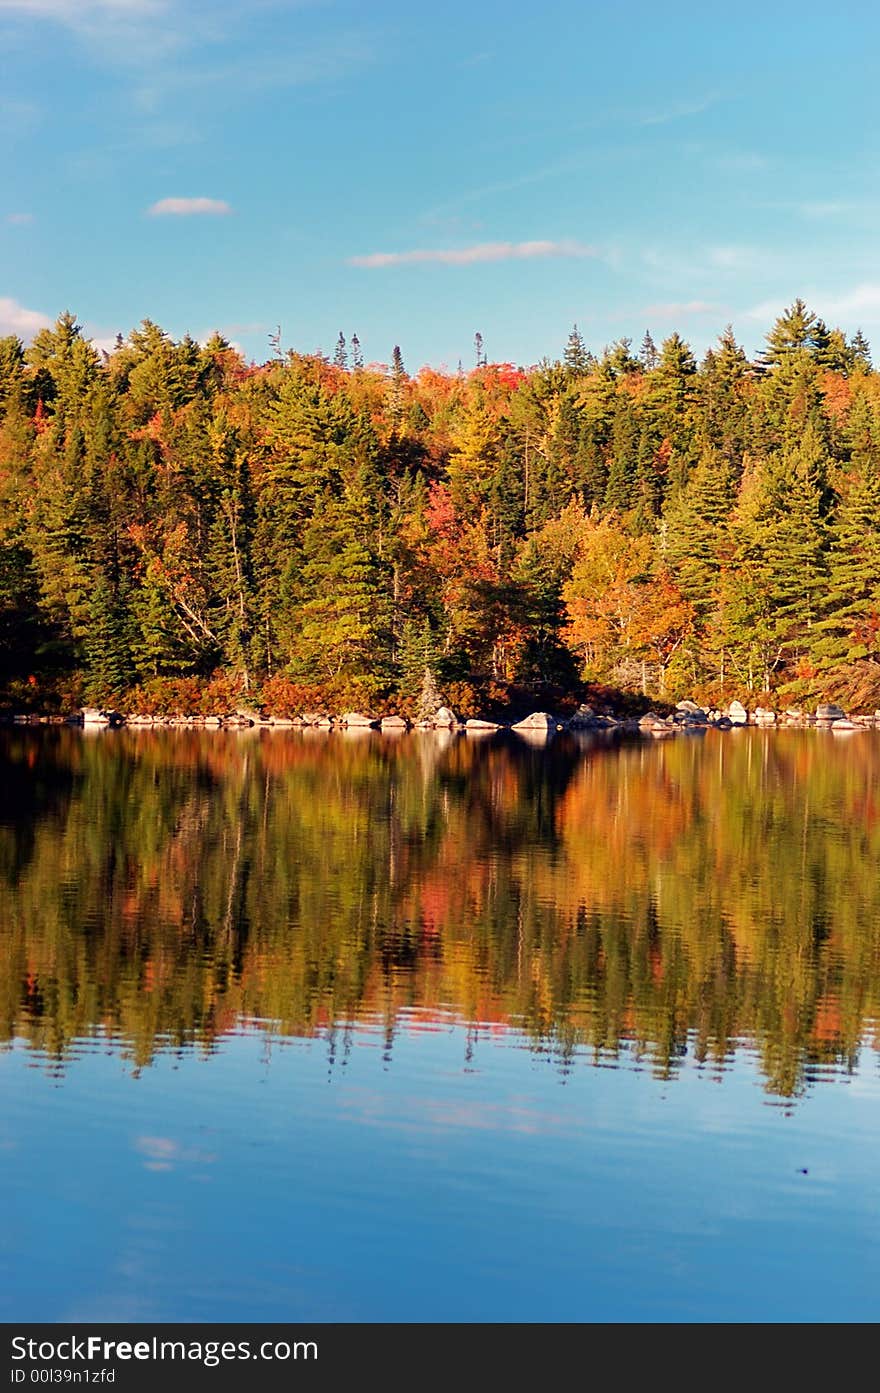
[[2, 0, 878, 369]]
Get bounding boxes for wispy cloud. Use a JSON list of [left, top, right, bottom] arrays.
[[645, 300, 722, 318], [0, 0, 190, 68], [637, 94, 719, 127], [0, 295, 51, 338], [148, 196, 232, 216], [349, 239, 598, 268], [5, 212, 33, 225], [747, 284, 880, 325], [0, 0, 160, 15]]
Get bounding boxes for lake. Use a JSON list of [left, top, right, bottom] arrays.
[[2, 725, 880, 1322]]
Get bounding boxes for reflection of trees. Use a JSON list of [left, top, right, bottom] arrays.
[[2, 728, 879, 1096]]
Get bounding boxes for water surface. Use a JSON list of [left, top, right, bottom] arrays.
[[2, 727, 879, 1321]]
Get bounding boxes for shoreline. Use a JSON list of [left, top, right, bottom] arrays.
[[3, 700, 877, 736]]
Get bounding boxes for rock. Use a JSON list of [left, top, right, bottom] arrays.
[[753, 707, 776, 724], [433, 706, 457, 728], [831, 717, 860, 732], [268, 717, 300, 728], [638, 712, 666, 730], [81, 707, 110, 726], [816, 702, 847, 721], [315, 717, 334, 729], [676, 699, 706, 718], [569, 705, 605, 729], [204, 715, 223, 727], [341, 712, 378, 728], [727, 701, 748, 725], [380, 715, 409, 731], [236, 706, 263, 723], [715, 716, 732, 729], [512, 711, 557, 731], [466, 718, 501, 732]]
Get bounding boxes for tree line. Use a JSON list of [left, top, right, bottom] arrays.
[[2, 300, 880, 714]]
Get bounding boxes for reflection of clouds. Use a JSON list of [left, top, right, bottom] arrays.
[[337, 1088, 573, 1139], [134, 1134, 216, 1172]]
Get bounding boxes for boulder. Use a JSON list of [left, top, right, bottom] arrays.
[[753, 707, 776, 724], [341, 712, 378, 728], [569, 705, 604, 729], [81, 707, 110, 726], [727, 701, 748, 725], [380, 715, 409, 731], [715, 716, 732, 729], [236, 706, 263, 723], [466, 718, 501, 732], [512, 711, 557, 731], [676, 699, 706, 718], [433, 706, 457, 728], [816, 702, 847, 721], [638, 712, 666, 730], [831, 717, 860, 732]]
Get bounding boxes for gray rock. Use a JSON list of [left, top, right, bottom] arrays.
[[676, 699, 706, 718], [341, 711, 378, 728], [380, 715, 409, 731], [512, 711, 557, 731], [816, 703, 847, 721], [433, 706, 457, 728], [727, 700, 748, 725]]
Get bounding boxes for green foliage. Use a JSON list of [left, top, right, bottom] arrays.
[[2, 303, 880, 710]]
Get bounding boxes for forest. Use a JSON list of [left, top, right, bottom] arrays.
[[2, 299, 880, 717]]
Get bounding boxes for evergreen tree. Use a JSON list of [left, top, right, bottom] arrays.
[[564, 324, 591, 374], [639, 330, 658, 372]]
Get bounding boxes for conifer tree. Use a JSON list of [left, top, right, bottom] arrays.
[[564, 324, 591, 374]]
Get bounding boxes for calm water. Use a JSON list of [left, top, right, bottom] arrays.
[[2, 726, 880, 1322]]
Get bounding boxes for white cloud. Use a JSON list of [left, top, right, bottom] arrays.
[[0, 0, 159, 14], [148, 196, 232, 216], [0, 296, 51, 339], [5, 212, 33, 225], [349, 239, 598, 268], [746, 285, 880, 325]]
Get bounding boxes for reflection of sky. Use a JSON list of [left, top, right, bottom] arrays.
[[2, 1020, 879, 1322]]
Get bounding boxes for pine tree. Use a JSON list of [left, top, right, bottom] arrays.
[[639, 330, 658, 372], [334, 333, 348, 370], [564, 324, 591, 374], [350, 334, 364, 371], [850, 329, 872, 371]]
